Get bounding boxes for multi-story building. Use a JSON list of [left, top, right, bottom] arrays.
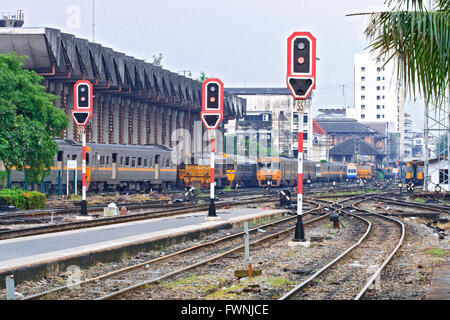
[[224, 88, 314, 159], [354, 52, 406, 159], [403, 113, 413, 159]]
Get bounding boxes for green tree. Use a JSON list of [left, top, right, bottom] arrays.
[[197, 72, 207, 83], [152, 53, 163, 67], [0, 53, 69, 183], [364, 0, 449, 106]]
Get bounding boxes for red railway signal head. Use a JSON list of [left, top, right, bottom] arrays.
[[73, 80, 93, 126], [286, 32, 316, 100], [201, 78, 224, 130], [287, 32, 316, 78]]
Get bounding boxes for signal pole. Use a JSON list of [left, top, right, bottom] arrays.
[[286, 31, 316, 246], [81, 127, 88, 215], [208, 130, 217, 217]]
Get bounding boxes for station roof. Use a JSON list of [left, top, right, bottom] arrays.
[[0, 27, 246, 118]]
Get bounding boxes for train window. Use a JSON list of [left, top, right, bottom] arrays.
[[258, 162, 264, 168], [166, 159, 170, 168], [155, 155, 160, 165], [131, 158, 136, 167], [72, 155, 77, 160], [100, 156, 104, 165], [150, 158, 153, 168], [125, 157, 130, 166], [112, 153, 117, 163], [267, 163, 271, 168], [144, 159, 148, 167], [106, 156, 109, 165], [86, 153, 90, 165], [138, 157, 142, 167], [227, 164, 234, 170], [57, 151, 63, 162]]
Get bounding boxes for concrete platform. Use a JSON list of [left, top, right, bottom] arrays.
[[0, 207, 285, 287], [426, 264, 450, 300]]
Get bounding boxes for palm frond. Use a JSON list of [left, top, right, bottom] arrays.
[[365, 8, 449, 106]]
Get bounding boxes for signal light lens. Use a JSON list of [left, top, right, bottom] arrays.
[[209, 86, 216, 92], [297, 42, 306, 50], [297, 57, 305, 64], [210, 97, 216, 103], [81, 97, 86, 102]]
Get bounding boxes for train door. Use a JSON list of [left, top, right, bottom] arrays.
[[112, 153, 118, 180], [155, 155, 160, 180]]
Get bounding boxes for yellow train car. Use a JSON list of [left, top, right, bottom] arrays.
[[356, 163, 374, 180]]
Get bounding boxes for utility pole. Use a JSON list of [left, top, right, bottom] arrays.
[[92, 0, 95, 43]]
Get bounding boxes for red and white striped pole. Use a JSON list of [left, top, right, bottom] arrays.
[[208, 131, 217, 217], [80, 127, 88, 215], [293, 131, 306, 241]]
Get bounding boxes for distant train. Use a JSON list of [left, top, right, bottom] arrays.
[[6, 140, 380, 193], [405, 160, 424, 185]]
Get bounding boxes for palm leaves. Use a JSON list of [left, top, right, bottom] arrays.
[[365, 0, 449, 106]]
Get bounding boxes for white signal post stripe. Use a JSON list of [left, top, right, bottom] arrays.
[[210, 134, 215, 200], [297, 132, 303, 216], [82, 128, 87, 202]]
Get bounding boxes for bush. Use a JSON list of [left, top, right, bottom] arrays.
[[0, 188, 46, 209]]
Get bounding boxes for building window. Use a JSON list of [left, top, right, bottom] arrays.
[[377, 105, 380, 109], [377, 76, 381, 81], [361, 86, 365, 91], [361, 105, 365, 109], [361, 67, 365, 72], [361, 95, 366, 100], [377, 67, 381, 72], [303, 131, 308, 141], [439, 169, 448, 184], [377, 86, 381, 90], [382, 105, 385, 109], [382, 76, 385, 80], [361, 76, 365, 81], [382, 114, 385, 118], [377, 96, 381, 100], [377, 114, 381, 119], [361, 114, 365, 119], [303, 114, 308, 124], [382, 95, 385, 99], [262, 114, 270, 121]]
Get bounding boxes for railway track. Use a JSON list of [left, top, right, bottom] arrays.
[[0, 194, 281, 240], [21, 199, 327, 300], [278, 197, 405, 300]]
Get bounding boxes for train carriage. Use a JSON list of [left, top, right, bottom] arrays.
[[8, 139, 177, 193]]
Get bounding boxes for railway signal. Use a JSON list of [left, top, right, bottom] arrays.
[[286, 32, 317, 245], [72, 80, 93, 126], [201, 79, 224, 218], [201, 79, 224, 130], [286, 32, 316, 100], [71, 80, 93, 217]]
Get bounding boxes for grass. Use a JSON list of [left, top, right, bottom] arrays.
[[425, 248, 448, 258], [413, 198, 427, 203]]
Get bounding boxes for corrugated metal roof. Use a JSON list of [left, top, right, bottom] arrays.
[[329, 138, 381, 156], [315, 118, 377, 134]]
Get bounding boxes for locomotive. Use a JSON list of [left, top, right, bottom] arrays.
[[6, 140, 377, 193]]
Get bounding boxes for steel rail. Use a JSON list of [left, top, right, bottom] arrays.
[[278, 201, 372, 300], [22, 200, 326, 300], [97, 196, 364, 300], [279, 196, 405, 300], [96, 206, 335, 300], [353, 208, 405, 300], [0, 195, 280, 240]]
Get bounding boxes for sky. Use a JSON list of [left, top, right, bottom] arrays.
[[4, 0, 426, 129]]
